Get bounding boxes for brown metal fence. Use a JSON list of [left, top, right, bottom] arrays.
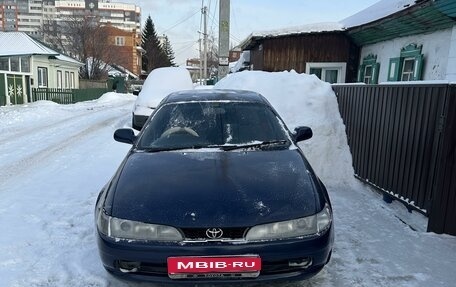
[[333, 84, 456, 235]]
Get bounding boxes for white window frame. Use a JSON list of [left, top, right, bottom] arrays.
[[306, 62, 346, 83], [57, 70, 62, 88], [65, 71, 70, 89], [115, 36, 125, 46], [364, 65, 373, 84], [37, 67, 48, 88], [401, 57, 415, 81], [70, 72, 75, 89]]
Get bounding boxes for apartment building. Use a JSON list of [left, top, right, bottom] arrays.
[[0, 0, 43, 36], [0, 0, 141, 36]]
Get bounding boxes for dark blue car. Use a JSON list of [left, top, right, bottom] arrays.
[[95, 89, 333, 284]]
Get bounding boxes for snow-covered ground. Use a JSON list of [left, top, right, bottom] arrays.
[[1, 73, 455, 287]]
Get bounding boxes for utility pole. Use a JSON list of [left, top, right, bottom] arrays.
[[218, 0, 230, 79], [202, 6, 208, 85], [198, 37, 203, 84]]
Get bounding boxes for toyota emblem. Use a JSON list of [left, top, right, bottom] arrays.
[[206, 228, 223, 239]]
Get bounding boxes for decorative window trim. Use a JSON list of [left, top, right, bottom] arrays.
[[387, 44, 424, 81], [358, 54, 380, 84]]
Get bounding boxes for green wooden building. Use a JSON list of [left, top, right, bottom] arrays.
[[0, 32, 82, 106]]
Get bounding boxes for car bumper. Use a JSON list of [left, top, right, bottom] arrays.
[[96, 225, 333, 284]]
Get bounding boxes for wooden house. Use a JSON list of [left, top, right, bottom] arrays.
[[238, 23, 359, 83], [0, 32, 82, 106]]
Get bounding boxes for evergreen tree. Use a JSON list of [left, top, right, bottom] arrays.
[[162, 35, 176, 67], [141, 16, 170, 72]]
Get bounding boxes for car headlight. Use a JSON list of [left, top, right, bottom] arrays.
[[245, 204, 332, 241], [97, 211, 183, 241]]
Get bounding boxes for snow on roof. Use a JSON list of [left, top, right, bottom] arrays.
[[0, 32, 58, 57], [340, 0, 418, 28], [240, 22, 344, 49], [0, 32, 82, 65], [55, 54, 84, 66], [107, 63, 138, 79], [251, 22, 344, 38]]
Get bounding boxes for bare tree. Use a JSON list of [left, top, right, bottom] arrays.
[[41, 15, 114, 80]]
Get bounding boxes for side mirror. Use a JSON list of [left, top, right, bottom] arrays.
[[114, 128, 136, 144], [132, 90, 140, 96], [293, 126, 313, 142]]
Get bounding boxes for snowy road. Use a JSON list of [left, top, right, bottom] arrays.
[[1, 90, 455, 287]]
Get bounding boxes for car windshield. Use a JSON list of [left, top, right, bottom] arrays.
[[137, 101, 290, 151]]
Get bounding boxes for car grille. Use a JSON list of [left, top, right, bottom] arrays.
[[180, 227, 247, 240]]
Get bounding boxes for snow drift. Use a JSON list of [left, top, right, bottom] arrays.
[[215, 70, 355, 187]]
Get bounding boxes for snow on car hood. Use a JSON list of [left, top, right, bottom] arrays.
[[109, 149, 319, 228], [135, 67, 193, 110]]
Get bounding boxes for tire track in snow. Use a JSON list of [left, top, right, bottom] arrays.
[[0, 102, 132, 146], [0, 113, 129, 186], [0, 102, 132, 175]]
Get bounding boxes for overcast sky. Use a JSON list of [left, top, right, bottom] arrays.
[[119, 0, 380, 65]]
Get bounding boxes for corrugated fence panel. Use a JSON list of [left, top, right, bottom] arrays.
[[428, 85, 456, 235], [333, 84, 447, 214]]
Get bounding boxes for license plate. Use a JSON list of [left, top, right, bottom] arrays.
[[167, 255, 261, 279]]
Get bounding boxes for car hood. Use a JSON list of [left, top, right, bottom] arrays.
[[109, 149, 318, 228]]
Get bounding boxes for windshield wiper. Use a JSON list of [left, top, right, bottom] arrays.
[[222, 140, 290, 151], [139, 145, 208, 153]]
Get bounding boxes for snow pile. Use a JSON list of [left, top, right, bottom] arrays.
[[95, 92, 136, 104], [230, 51, 250, 73], [215, 70, 355, 187]]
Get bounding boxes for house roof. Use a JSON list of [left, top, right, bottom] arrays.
[[238, 0, 456, 51], [0, 32, 82, 66], [344, 0, 456, 46], [240, 22, 344, 50], [341, 0, 417, 28], [0, 32, 58, 57]]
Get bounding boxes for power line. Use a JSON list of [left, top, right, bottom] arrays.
[[174, 41, 198, 56], [209, 0, 218, 37], [206, 12, 242, 43], [173, 40, 199, 45], [160, 9, 200, 34]]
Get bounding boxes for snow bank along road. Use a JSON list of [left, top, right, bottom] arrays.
[[1, 88, 455, 287]]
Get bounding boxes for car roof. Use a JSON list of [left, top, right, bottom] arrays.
[[160, 89, 270, 105]]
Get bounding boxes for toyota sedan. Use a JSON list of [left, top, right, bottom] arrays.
[[95, 89, 333, 284]]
